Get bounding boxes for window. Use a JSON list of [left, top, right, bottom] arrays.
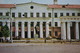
[[18, 22, 21, 27], [31, 22, 34, 27], [48, 13, 51, 17], [24, 13, 27, 17], [30, 13, 33, 17], [18, 13, 21, 17], [30, 6, 34, 9], [6, 12, 9, 16], [60, 13, 63, 16], [12, 22, 15, 27], [12, 32, 15, 37], [49, 31, 51, 36], [25, 22, 27, 27], [49, 22, 51, 26], [54, 13, 57, 17], [19, 32, 21, 37], [78, 13, 80, 16], [42, 13, 45, 17], [43, 22, 46, 26], [0, 22, 2, 26], [36, 13, 39, 17], [55, 31, 58, 36], [36, 22, 40, 26], [55, 22, 58, 27], [12, 13, 15, 17], [66, 13, 69, 16], [0, 12, 3, 16], [72, 13, 75, 16]]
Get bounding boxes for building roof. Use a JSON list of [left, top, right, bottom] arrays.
[[0, 4, 16, 8], [0, 2, 80, 9], [48, 4, 80, 8]]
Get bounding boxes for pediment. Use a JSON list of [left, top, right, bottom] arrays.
[[17, 2, 47, 6]]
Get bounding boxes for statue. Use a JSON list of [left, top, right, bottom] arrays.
[[34, 22, 38, 40]]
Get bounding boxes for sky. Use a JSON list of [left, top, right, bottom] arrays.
[[0, 0, 80, 4]]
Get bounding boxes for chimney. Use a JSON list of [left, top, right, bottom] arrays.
[[53, 0, 58, 4]]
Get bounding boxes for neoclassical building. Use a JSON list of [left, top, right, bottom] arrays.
[[0, 1, 80, 40]]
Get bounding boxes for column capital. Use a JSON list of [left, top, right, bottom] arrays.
[[7, 21, 10, 23], [46, 22, 49, 24], [67, 21, 71, 23], [22, 21, 24, 24], [40, 22, 43, 24], [76, 21, 79, 23], [28, 22, 31, 24], [15, 21, 18, 23]]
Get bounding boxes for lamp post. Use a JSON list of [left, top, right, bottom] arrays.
[[10, 8, 13, 43]]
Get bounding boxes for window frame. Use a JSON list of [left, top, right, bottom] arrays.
[[36, 13, 40, 17], [42, 13, 45, 17], [18, 12, 21, 17], [24, 12, 27, 18], [55, 22, 58, 27], [78, 13, 80, 16], [30, 13, 33, 17], [12, 12, 15, 17], [0, 12, 3, 16], [66, 13, 69, 16], [6, 12, 9, 16], [54, 13, 57, 18], [72, 13, 75, 16], [60, 13, 63, 17], [48, 13, 51, 17]]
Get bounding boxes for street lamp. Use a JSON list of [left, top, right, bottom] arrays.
[[10, 8, 13, 43]]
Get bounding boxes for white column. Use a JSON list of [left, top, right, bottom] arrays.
[[46, 22, 49, 37], [15, 22, 18, 37], [40, 22, 43, 38], [28, 22, 31, 38], [7, 22, 10, 29], [34, 22, 37, 36], [61, 22, 66, 40], [61, 22, 63, 40], [7, 22, 10, 38], [67, 22, 71, 40], [21, 22, 25, 38], [76, 22, 79, 40], [3, 22, 6, 26]]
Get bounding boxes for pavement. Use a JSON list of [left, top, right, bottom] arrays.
[[0, 42, 80, 47], [0, 43, 80, 53]]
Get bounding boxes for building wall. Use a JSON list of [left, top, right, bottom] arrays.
[[0, 2, 80, 40]]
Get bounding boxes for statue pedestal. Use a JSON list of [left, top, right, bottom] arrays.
[[34, 34, 38, 40]]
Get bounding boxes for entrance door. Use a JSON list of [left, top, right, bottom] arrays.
[[25, 31, 28, 38], [71, 22, 76, 39], [31, 31, 34, 38], [43, 31, 46, 38]]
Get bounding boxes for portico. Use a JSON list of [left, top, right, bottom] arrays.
[[61, 17, 80, 40], [13, 18, 52, 38]]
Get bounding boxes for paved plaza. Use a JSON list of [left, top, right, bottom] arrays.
[[0, 43, 80, 53]]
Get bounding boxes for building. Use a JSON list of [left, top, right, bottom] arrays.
[[0, 0, 80, 40]]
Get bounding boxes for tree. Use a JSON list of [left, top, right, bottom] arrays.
[[1, 24, 10, 40], [0, 31, 2, 37]]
